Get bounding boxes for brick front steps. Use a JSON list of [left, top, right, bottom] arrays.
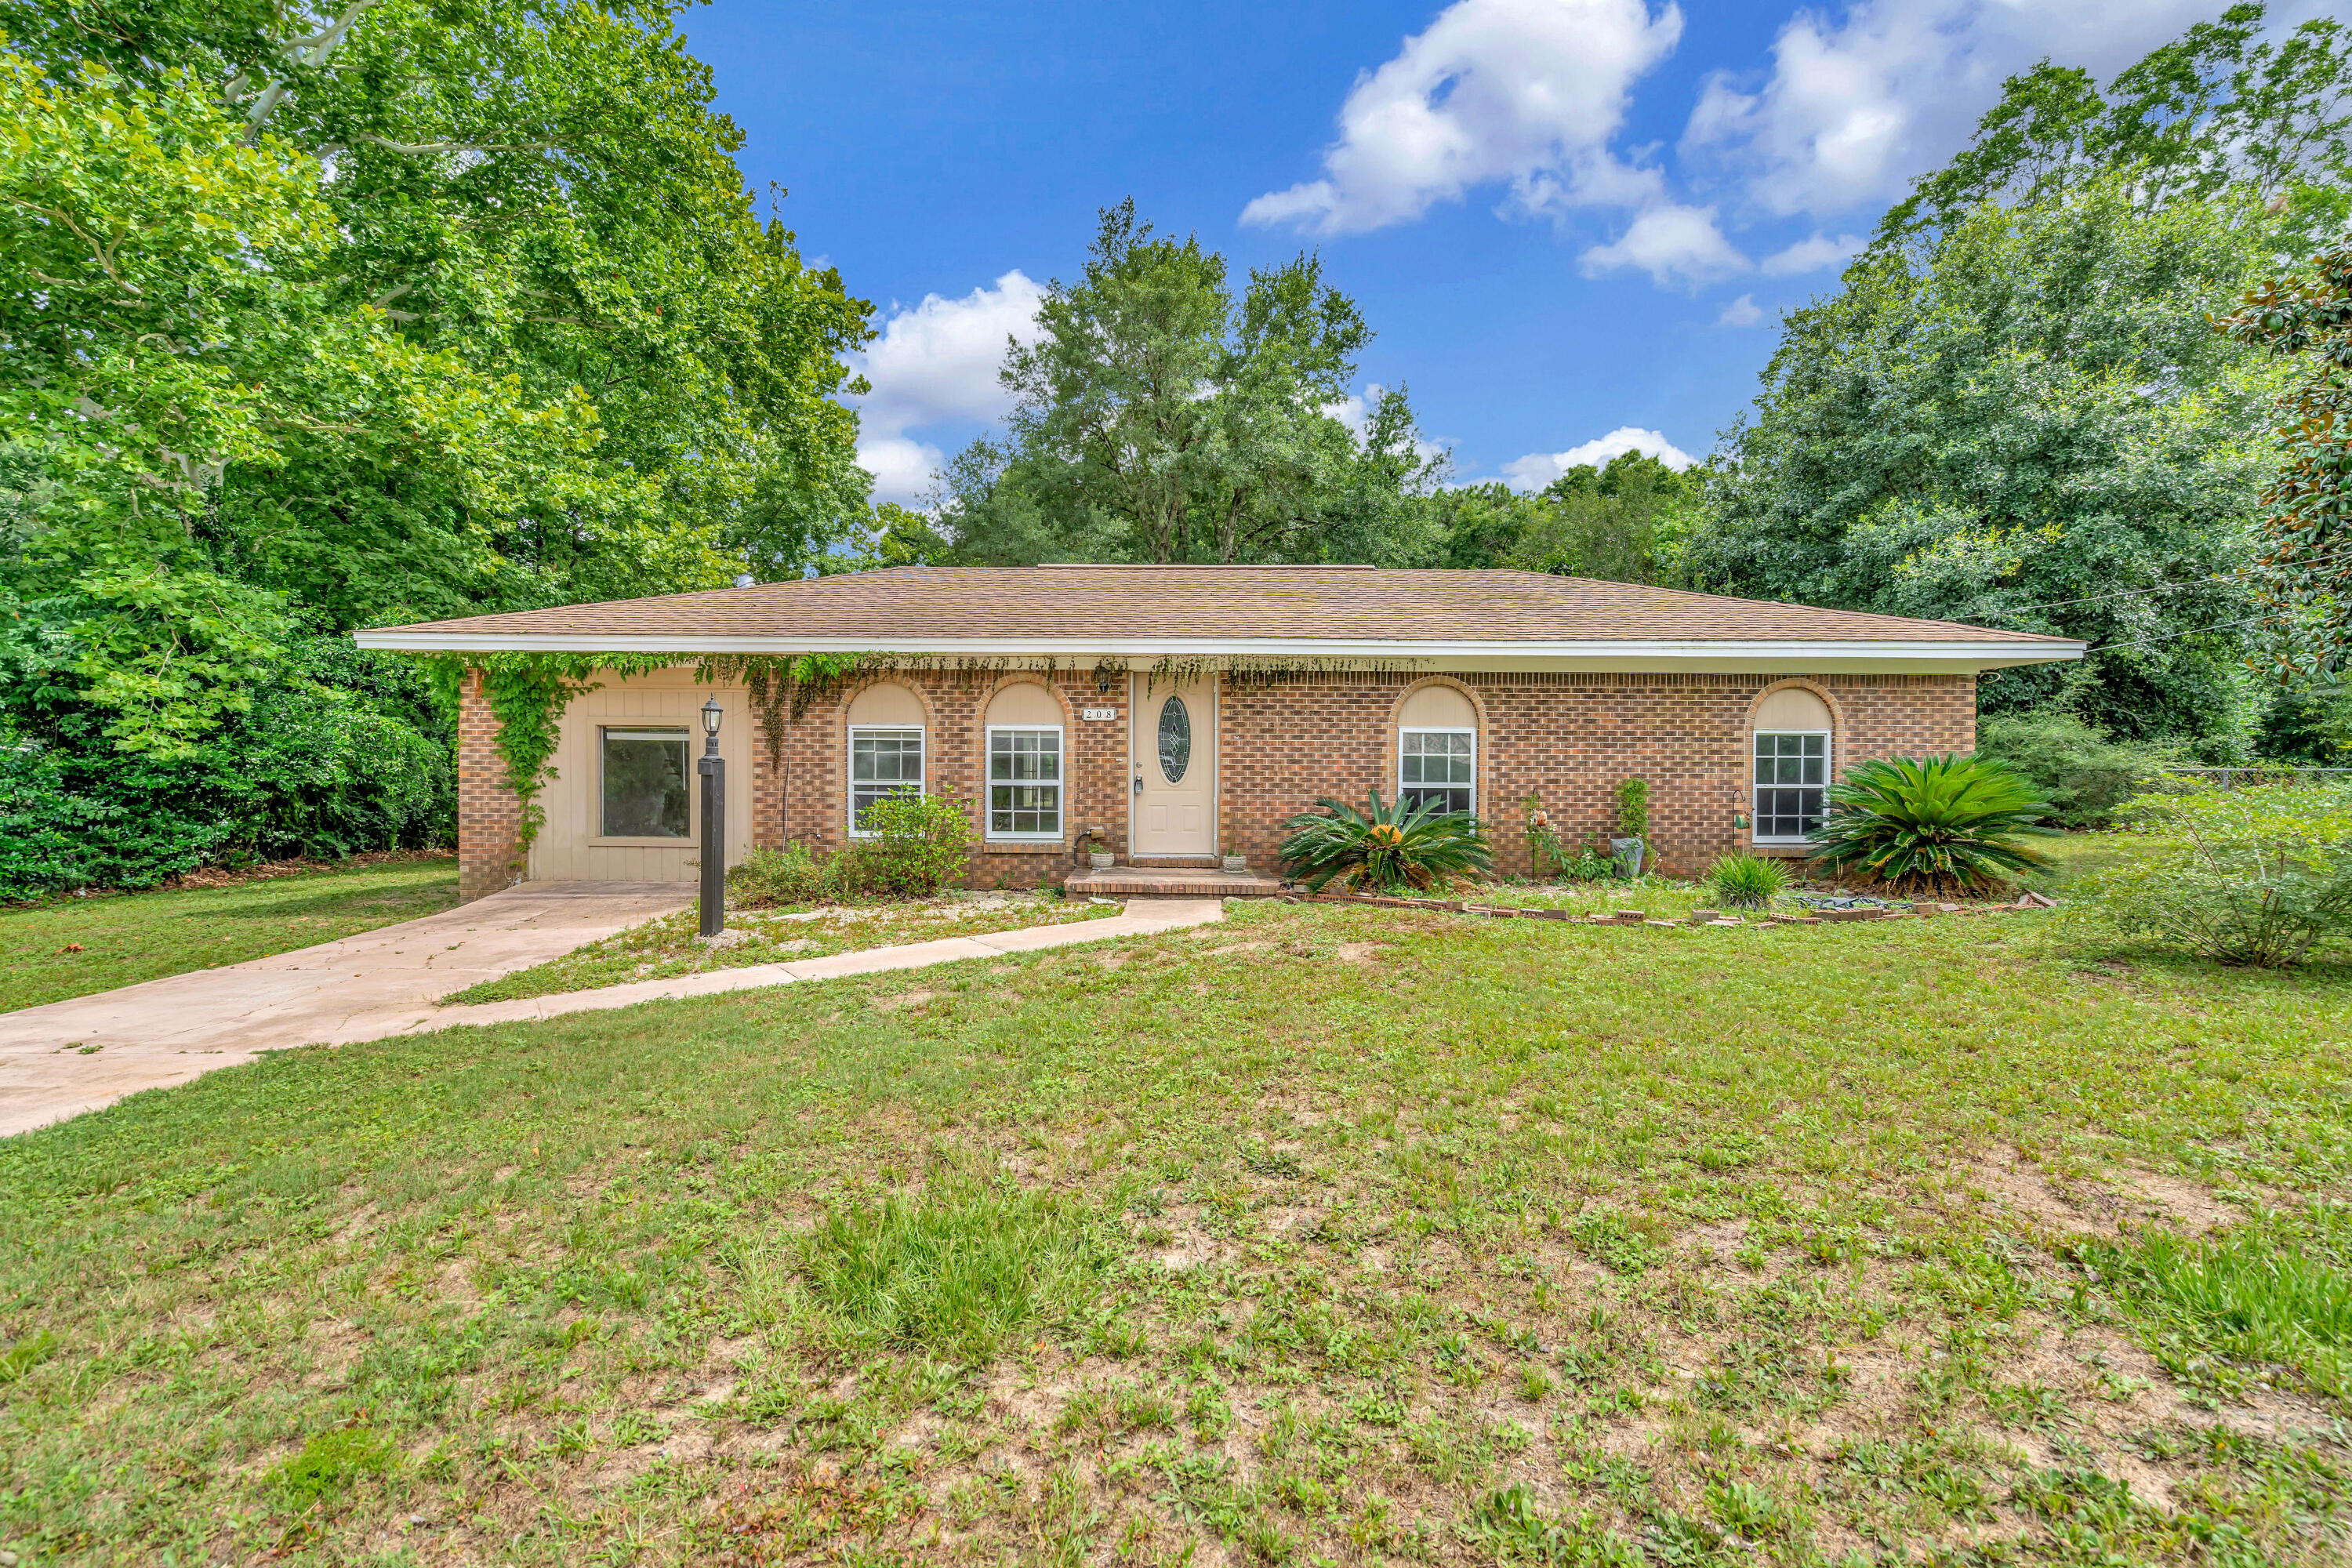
[[1065, 866, 1287, 898]]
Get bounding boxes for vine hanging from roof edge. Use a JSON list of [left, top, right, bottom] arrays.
[[1145, 653, 1432, 691], [416, 651, 900, 862], [407, 648, 1433, 864]]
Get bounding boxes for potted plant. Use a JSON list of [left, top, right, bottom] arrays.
[[1610, 778, 1649, 877], [1081, 829, 1114, 871], [1222, 844, 1247, 873]]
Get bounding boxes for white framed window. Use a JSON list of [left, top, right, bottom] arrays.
[[1753, 731, 1829, 842], [599, 727, 691, 839], [848, 725, 924, 836], [986, 725, 1063, 839], [1399, 728, 1475, 815]]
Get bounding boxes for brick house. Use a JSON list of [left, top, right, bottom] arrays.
[[354, 565, 2082, 902]]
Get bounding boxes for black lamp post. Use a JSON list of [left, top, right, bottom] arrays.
[[698, 697, 725, 938]]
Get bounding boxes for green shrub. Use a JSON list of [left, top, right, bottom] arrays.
[[1615, 777, 1650, 843], [800, 1178, 1105, 1363], [0, 637, 454, 899], [1279, 788, 1494, 892], [2078, 782, 2352, 967], [1810, 754, 2058, 895], [844, 793, 974, 898], [1707, 851, 1790, 908], [729, 842, 841, 906], [1975, 710, 2181, 828]]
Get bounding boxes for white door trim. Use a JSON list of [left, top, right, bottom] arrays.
[[1127, 672, 1218, 858]]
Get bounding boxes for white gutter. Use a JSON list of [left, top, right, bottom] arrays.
[[352, 630, 2083, 673], [352, 630, 2081, 665]]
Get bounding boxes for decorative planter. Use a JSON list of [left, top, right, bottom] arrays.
[[1222, 855, 1247, 873], [1088, 850, 1114, 870], [1609, 836, 1646, 877]]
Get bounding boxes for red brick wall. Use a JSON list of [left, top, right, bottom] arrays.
[[1218, 671, 1974, 878], [456, 669, 525, 902], [783, 670, 1127, 886], [456, 664, 1976, 896], [750, 696, 786, 852]]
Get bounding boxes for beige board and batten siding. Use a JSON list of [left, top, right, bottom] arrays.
[[528, 668, 753, 883]]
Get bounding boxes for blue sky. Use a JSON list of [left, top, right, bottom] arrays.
[[681, 0, 2279, 503]]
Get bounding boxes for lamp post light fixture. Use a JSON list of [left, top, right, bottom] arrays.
[[698, 697, 725, 938]]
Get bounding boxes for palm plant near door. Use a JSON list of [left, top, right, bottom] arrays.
[[1279, 789, 1493, 892]]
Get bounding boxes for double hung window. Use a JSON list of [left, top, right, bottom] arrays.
[[1753, 731, 1828, 842], [849, 726, 924, 834], [987, 727, 1062, 838], [1399, 728, 1475, 815]]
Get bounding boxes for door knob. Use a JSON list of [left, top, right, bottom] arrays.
[[1133, 776, 1143, 794]]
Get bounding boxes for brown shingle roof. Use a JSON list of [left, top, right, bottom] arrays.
[[356, 565, 2077, 652]]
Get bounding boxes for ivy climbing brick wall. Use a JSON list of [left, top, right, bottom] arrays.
[[456, 669, 525, 902]]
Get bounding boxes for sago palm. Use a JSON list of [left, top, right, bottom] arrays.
[[1279, 789, 1494, 892], [1809, 754, 2058, 895]]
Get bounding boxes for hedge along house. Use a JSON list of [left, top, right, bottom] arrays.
[[354, 565, 2084, 902]]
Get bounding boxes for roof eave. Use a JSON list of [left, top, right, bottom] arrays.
[[350, 630, 2084, 672]]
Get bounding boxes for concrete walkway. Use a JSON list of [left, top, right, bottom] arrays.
[[0, 887, 1221, 1138]]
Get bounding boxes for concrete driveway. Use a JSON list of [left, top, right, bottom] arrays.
[[0, 882, 691, 1138]]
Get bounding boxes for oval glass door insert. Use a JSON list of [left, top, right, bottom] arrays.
[[1156, 696, 1191, 783]]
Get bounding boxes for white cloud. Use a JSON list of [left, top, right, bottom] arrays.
[[849, 270, 1047, 505], [1682, 0, 2234, 220], [1577, 202, 1748, 287], [1759, 230, 1864, 275], [1717, 292, 1764, 327], [1240, 0, 1685, 236], [1503, 426, 1696, 489]]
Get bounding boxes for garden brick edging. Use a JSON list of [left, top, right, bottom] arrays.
[[1282, 889, 2057, 928]]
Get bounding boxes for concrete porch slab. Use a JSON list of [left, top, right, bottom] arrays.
[[1065, 866, 1285, 898]]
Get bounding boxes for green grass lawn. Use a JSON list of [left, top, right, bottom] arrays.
[[445, 891, 1123, 1005], [4, 877, 2350, 1566], [0, 855, 459, 1012]]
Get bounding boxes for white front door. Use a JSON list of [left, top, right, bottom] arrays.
[[1131, 674, 1217, 856]]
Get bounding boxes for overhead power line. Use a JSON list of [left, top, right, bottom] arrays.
[[2089, 613, 2284, 653]]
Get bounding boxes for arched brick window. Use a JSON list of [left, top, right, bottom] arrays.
[[845, 682, 924, 836], [1396, 683, 1479, 815], [984, 681, 1065, 840], [1751, 686, 1833, 844]]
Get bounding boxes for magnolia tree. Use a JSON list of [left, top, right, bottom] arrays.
[[2220, 238, 2352, 683]]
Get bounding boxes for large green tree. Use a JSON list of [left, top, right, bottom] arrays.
[[1686, 5, 2352, 750], [914, 201, 1443, 566], [2220, 236, 2352, 684], [0, 2, 873, 891], [1686, 181, 2289, 745], [1431, 452, 1700, 583], [1875, 3, 2352, 251]]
